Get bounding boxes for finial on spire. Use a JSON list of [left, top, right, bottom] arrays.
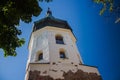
[[46, 7, 52, 17]]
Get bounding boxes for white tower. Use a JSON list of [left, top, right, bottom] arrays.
[[25, 8, 102, 80]]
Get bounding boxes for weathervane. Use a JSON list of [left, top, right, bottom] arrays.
[[46, 7, 52, 16]]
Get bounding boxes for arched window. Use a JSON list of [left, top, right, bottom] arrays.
[[38, 53, 43, 61], [60, 51, 66, 58], [59, 49, 66, 59], [55, 35, 64, 44]]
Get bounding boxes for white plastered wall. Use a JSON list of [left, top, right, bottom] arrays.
[[25, 26, 100, 80], [27, 26, 83, 65]]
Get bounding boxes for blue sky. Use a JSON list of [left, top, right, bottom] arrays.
[[0, 0, 120, 80]]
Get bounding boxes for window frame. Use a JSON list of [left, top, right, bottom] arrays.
[[59, 48, 68, 59], [36, 51, 43, 62], [38, 53, 43, 61], [55, 34, 64, 44], [60, 51, 66, 58]]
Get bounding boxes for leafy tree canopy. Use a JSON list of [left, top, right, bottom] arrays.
[[0, 0, 52, 57], [93, 0, 120, 23], [93, 0, 114, 15]]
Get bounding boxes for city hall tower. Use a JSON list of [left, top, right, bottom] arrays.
[[25, 8, 102, 80]]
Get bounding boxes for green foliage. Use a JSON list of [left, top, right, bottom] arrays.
[[93, 0, 120, 23], [0, 0, 52, 57], [93, 0, 113, 15]]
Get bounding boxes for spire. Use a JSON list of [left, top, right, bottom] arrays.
[[46, 7, 52, 17]]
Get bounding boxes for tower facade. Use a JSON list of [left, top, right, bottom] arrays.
[[25, 9, 102, 80]]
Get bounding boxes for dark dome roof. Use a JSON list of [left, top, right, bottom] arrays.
[[33, 8, 72, 32]]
